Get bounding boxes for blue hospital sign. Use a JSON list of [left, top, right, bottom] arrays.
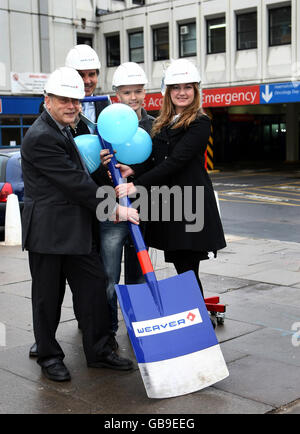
[[260, 82, 300, 104]]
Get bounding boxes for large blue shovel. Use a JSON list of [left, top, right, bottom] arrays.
[[79, 105, 229, 399]]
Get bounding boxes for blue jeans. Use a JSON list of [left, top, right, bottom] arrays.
[[99, 221, 144, 333]]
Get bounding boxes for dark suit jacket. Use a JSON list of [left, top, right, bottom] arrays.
[[21, 110, 111, 255]]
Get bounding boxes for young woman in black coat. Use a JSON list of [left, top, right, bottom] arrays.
[[115, 59, 226, 297]]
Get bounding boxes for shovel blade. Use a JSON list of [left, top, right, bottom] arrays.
[[116, 271, 229, 399]]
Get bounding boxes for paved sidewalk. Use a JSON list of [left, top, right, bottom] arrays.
[[0, 234, 300, 414]]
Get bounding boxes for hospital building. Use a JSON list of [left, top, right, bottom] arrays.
[[0, 0, 299, 166]]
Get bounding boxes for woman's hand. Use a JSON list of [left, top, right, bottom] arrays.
[[116, 164, 134, 179], [115, 182, 137, 198], [114, 205, 139, 225]]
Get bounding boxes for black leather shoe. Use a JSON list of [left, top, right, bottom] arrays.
[[41, 360, 71, 382], [88, 352, 133, 371], [29, 342, 38, 358]]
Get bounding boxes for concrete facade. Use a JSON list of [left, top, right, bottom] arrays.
[[0, 0, 299, 161], [0, 0, 297, 93]]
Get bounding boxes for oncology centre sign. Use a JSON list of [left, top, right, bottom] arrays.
[[121, 81, 300, 111]]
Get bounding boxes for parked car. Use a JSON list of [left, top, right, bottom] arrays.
[[0, 149, 24, 241]]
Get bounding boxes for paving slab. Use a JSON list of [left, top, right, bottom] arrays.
[[0, 292, 74, 331], [0, 280, 31, 298], [221, 327, 300, 367], [215, 288, 300, 332], [200, 274, 255, 294], [0, 368, 99, 414], [89, 377, 273, 415], [0, 236, 300, 414], [0, 253, 31, 285], [240, 268, 300, 286], [0, 325, 35, 352], [215, 355, 300, 408]]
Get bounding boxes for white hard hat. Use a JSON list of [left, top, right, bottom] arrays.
[[164, 59, 201, 85], [44, 67, 85, 99], [65, 44, 101, 70], [112, 62, 148, 89]]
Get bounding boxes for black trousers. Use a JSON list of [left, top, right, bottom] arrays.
[[165, 250, 207, 297], [28, 245, 111, 366]]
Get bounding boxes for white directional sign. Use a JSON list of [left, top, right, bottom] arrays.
[[260, 82, 300, 104]]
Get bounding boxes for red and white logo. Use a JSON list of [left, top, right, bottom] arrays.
[[187, 312, 196, 322]]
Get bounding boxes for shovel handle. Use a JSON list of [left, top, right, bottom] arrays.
[[96, 131, 147, 253], [81, 95, 112, 104], [96, 129, 164, 315]]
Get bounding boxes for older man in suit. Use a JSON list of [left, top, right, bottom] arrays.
[[21, 67, 139, 382], [29, 44, 111, 358]]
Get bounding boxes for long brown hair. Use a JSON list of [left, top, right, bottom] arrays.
[[151, 83, 204, 137]]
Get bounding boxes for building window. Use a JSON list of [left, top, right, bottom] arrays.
[[0, 115, 37, 147], [179, 22, 196, 58], [132, 0, 145, 4], [153, 27, 169, 61], [129, 31, 144, 63], [207, 17, 226, 54], [237, 12, 257, 50], [269, 6, 291, 46], [106, 34, 120, 67], [77, 35, 93, 47]]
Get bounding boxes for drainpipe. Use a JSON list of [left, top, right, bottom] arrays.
[[38, 0, 51, 73]]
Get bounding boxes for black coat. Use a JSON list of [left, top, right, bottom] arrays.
[[135, 115, 226, 254], [21, 110, 110, 255]]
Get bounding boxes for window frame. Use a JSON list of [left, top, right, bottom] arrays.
[[153, 26, 169, 61], [0, 115, 38, 147], [76, 34, 93, 47], [236, 11, 258, 51], [106, 34, 121, 67], [206, 16, 226, 55], [128, 30, 144, 63], [178, 22, 197, 58], [269, 5, 292, 47]]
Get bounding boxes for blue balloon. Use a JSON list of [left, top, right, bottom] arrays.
[[114, 127, 152, 165], [74, 134, 102, 173], [97, 103, 138, 145]]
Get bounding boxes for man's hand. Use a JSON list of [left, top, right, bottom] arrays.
[[115, 205, 139, 224], [115, 182, 137, 198], [100, 150, 134, 179], [100, 149, 113, 169]]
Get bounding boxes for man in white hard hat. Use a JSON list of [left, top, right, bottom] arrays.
[[21, 67, 138, 382], [100, 62, 154, 340], [29, 45, 110, 358], [65, 44, 109, 134]]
